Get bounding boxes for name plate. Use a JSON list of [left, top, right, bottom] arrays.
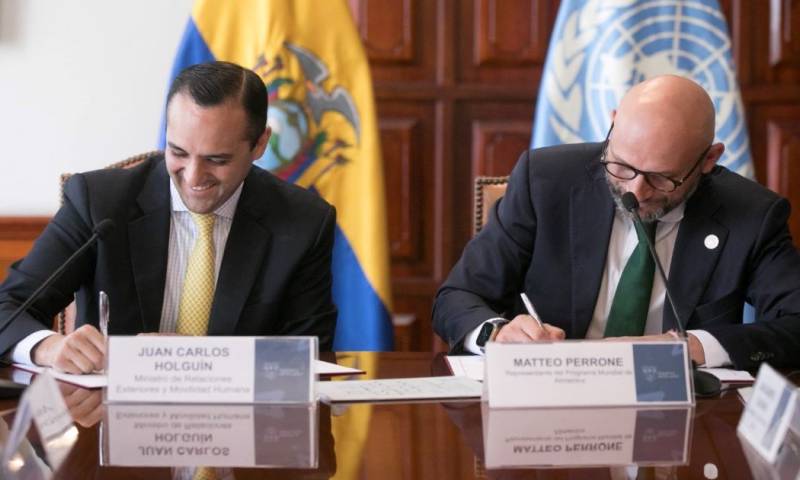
[[482, 404, 692, 468], [737, 363, 800, 464], [106, 336, 316, 404], [101, 403, 317, 468], [2, 372, 77, 474], [485, 340, 692, 407]]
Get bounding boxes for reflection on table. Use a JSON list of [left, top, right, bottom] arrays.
[[0, 352, 781, 479], [101, 403, 318, 468], [481, 405, 692, 469]]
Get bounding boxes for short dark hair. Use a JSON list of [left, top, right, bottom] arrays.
[[166, 61, 268, 147]]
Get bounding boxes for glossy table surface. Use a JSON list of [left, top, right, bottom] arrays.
[[0, 352, 769, 479]]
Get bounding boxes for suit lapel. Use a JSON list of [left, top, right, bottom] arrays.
[[664, 180, 727, 331], [207, 169, 272, 335], [570, 167, 615, 338], [128, 161, 171, 333]]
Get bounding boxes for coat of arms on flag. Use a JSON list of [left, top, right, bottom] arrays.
[[533, 0, 753, 178]]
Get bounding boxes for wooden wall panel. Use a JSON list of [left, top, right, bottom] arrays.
[[457, 0, 554, 84], [379, 104, 436, 279], [453, 101, 534, 256], [350, 0, 438, 83], [350, 0, 415, 63], [473, 0, 548, 65], [471, 119, 532, 177], [769, 0, 800, 68], [765, 108, 800, 242], [0, 218, 48, 283]]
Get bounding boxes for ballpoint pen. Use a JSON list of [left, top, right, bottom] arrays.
[[99, 291, 109, 340], [520, 292, 544, 328]]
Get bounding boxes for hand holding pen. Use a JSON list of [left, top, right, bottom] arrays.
[[492, 293, 566, 342]]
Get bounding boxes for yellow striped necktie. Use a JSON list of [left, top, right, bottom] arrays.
[[176, 213, 216, 336]]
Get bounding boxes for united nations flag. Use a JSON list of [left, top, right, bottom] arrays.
[[532, 0, 753, 178]]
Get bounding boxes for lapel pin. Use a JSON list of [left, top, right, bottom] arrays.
[[704, 234, 719, 250]]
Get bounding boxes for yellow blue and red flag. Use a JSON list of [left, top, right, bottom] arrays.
[[160, 0, 394, 350]]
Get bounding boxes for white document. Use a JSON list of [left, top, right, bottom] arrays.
[[316, 360, 365, 376], [446, 355, 484, 381], [699, 368, 755, 383], [316, 376, 482, 403], [14, 360, 362, 390], [13, 364, 107, 389]]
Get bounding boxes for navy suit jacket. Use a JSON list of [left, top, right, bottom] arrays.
[[0, 155, 338, 354], [433, 143, 800, 369]]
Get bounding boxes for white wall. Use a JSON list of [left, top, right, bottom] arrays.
[[0, 0, 194, 215]]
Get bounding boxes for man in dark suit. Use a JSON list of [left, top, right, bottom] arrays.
[[0, 61, 337, 373], [433, 75, 800, 370]]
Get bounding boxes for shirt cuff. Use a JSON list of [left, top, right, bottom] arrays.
[[464, 323, 486, 355], [10, 330, 58, 366], [687, 329, 732, 368]]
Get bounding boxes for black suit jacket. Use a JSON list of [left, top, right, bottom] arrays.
[[0, 155, 338, 353], [433, 143, 800, 369]]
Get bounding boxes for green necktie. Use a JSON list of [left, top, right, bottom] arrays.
[[604, 221, 658, 337]]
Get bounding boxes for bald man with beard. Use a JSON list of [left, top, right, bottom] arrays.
[[433, 75, 800, 370]]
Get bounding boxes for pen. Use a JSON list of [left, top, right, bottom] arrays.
[[99, 291, 109, 339], [520, 292, 544, 328]]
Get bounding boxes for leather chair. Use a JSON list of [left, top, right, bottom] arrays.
[[473, 176, 509, 235]]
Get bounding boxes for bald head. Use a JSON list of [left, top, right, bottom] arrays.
[[604, 75, 726, 221], [611, 75, 718, 172]]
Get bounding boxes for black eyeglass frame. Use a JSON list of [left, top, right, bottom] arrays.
[[599, 123, 712, 193]]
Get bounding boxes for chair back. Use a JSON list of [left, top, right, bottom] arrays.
[[473, 176, 509, 235], [59, 150, 161, 205]]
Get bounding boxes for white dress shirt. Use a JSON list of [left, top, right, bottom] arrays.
[[10, 180, 244, 364], [466, 203, 732, 367]]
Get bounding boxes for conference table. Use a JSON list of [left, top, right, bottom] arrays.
[[0, 352, 778, 479]]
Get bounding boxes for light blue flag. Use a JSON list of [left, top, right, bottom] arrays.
[[532, 0, 753, 178]]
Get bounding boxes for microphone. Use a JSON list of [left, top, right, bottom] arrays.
[[0, 219, 116, 337], [620, 193, 721, 397]]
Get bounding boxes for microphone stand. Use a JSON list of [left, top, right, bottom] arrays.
[[621, 193, 721, 398]]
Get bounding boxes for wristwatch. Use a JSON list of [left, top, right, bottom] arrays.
[[476, 318, 509, 351]]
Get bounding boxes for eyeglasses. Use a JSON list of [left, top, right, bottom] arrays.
[[599, 124, 711, 193]]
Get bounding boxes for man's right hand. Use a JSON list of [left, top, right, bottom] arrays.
[[31, 325, 106, 374], [495, 314, 566, 342]]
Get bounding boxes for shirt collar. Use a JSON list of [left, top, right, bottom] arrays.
[[169, 180, 243, 220], [658, 201, 686, 225]]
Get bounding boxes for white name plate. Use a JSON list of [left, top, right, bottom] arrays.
[[485, 340, 693, 407], [101, 403, 317, 468], [737, 363, 799, 464], [106, 336, 316, 404], [3, 372, 77, 474], [482, 404, 692, 468]]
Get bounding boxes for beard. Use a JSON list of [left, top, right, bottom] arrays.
[[605, 175, 698, 223]]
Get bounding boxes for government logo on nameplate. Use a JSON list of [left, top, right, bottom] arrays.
[[106, 336, 316, 404], [484, 340, 693, 408]]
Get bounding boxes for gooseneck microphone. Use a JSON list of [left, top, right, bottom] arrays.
[[0, 219, 116, 337], [620, 193, 721, 397]]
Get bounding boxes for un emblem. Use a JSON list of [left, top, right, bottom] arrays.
[[536, 0, 752, 177]]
